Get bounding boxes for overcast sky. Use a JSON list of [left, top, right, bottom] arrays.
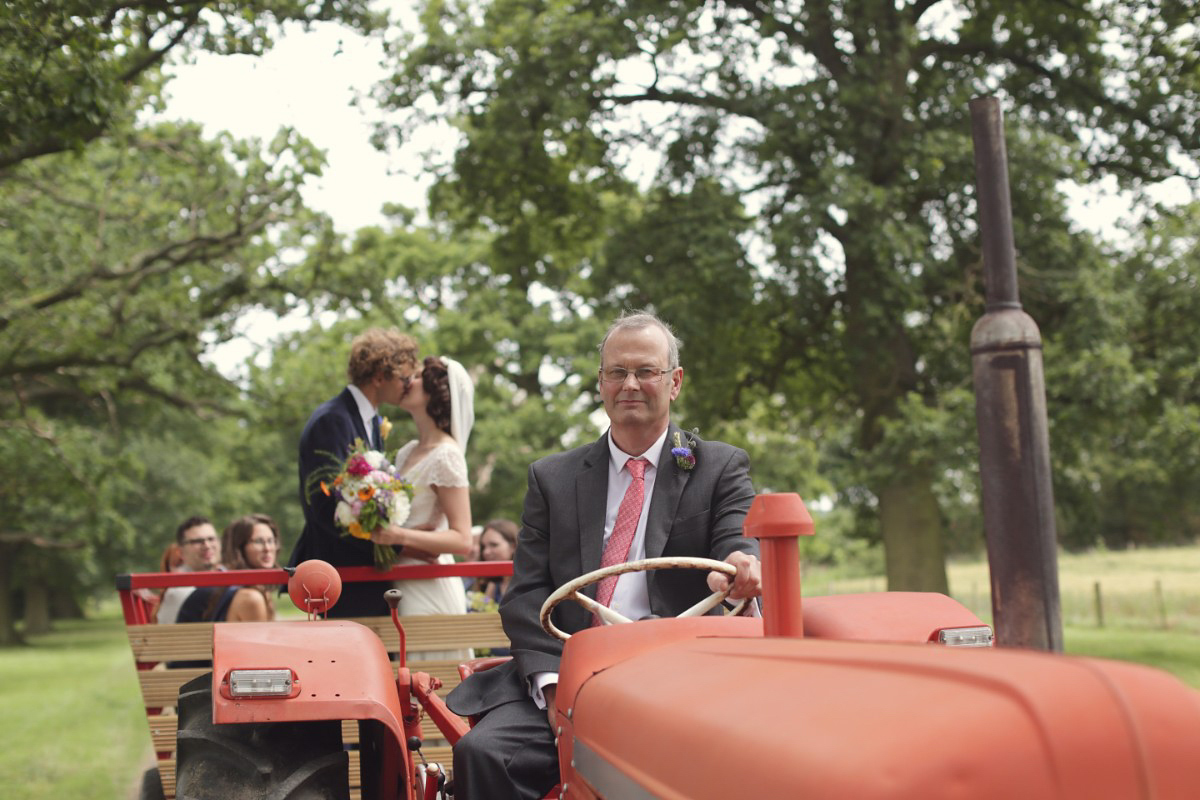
[[159, 16, 439, 235]]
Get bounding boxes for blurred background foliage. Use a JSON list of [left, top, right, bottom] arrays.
[[1, 0, 1197, 644]]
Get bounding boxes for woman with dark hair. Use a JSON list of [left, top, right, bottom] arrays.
[[372, 356, 475, 641], [471, 518, 518, 603], [177, 514, 280, 623]]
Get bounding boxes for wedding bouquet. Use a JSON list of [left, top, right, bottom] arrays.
[[315, 439, 414, 570]]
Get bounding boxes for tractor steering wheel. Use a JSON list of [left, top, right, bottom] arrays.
[[539, 556, 750, 641]]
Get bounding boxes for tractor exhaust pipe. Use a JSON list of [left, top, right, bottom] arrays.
[[743, 493, 814, 638]]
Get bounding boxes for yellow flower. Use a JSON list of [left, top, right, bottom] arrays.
[[348, 521, 369, 540], [379, 416, 393, 441]]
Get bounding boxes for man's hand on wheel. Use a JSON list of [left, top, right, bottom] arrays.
[[706, 551, 762, 599]]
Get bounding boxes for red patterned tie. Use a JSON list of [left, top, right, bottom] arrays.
[[594, 457, 649, 619]]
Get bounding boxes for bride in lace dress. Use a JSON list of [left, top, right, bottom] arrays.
[[372, 356, 475, 655]]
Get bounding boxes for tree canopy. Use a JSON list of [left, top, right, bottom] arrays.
[[374, 0, 1200, 590], [0, 0, 381, 171]]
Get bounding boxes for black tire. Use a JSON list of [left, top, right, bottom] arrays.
[[174, 673, 350, 800], [137, 766, 166, 800]]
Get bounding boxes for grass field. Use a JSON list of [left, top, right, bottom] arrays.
[[806, 543, 1200, 635], [2, 544, 1198, 799], [0, 614, 149, 800]]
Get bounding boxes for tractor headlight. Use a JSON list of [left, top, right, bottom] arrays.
[[937, 626, 994, 647], [227, 669, 297, 698]]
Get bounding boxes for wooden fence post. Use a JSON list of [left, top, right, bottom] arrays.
[[1155, 579, 1168, 629], [1093, 581, 1104, 628]]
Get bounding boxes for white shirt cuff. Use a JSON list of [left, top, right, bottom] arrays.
[[529, 671, 559, 710]]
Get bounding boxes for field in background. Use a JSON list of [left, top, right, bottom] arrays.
[[0, 615, 147, 800], [805, 543, 1200, 635]]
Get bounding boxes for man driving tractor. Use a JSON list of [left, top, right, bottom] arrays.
[[448, 310, 765, 799]]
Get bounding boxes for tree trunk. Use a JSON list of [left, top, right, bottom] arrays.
[[51, 589, 85, 620], [878, 467, 950, 593], [0, 543, 25, 647], [843, 241, 950, 595], [23, 579, 51, 635]]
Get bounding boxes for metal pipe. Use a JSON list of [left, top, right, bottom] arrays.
[[968, 96, 1064, 651], [743, 492, 813, 638]]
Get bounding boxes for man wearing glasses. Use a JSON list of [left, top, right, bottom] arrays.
[[286, 327, 421, 617], [157, 515, 222, 624], [448, 310, 763, 799]]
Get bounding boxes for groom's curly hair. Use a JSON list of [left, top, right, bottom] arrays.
[[421, 356, 452, 434], [347, 328, 419, 384]]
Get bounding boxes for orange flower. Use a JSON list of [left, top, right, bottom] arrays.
[[348, 522, 369, 540], [320, 481, 330, 496], [358, 486, 375, 501]]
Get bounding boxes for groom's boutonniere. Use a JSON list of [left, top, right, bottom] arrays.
[[672, 430, 697, 471], [379, 416, 393, 442]]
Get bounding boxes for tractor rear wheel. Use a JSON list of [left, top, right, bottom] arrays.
[[174, 673, 350, 800]]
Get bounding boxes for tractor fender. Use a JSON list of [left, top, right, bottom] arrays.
[[560, 628, 1200, 800], [802, 591, 988, 643], [211, 620, 406, 745]]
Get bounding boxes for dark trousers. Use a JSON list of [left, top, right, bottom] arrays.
[[452, 697, 559, 800]]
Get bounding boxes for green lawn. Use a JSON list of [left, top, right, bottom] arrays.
[[0, 614, 150, 800], [1064, 625, 1200, 689]]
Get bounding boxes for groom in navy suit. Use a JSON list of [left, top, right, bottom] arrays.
[[288, 328, 420, 617], [448, 311, 762, 799]]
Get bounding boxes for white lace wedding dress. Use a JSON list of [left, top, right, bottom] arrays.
[[392, 439, 471, 660]]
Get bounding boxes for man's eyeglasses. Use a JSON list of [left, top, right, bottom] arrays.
[[247, 538, 278, 548], [599, 367, 672, 385], [182, 536, 218, 547]]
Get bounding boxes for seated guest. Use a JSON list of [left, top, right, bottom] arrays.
[[178, 514, 280, 623], [469, 518, 518, 604], [143, 543, 184, 622], [465, 519, 518, 657], [157, 516, 221, 624]]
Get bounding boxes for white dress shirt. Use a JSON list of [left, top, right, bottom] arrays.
[[531, 428, 669, 706], [600, 428, 668, 622], [346, 383, 378, 443]]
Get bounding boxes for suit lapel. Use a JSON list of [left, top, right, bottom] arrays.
[[577, 434, 611, 592], [644, 424, 689, 560]]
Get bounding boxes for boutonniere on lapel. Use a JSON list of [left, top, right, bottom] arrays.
[[672, 430, 697, 471], [379, 416, 393, 441]]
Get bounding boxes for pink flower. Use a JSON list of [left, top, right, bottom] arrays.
[[347, 454, 372, 476]]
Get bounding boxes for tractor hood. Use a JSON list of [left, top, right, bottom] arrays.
[[555, 619, 1200, 800]]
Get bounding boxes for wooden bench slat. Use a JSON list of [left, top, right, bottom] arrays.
[[152, 715, 445, 747], [156, 747, 453, 793], [127, 614, 507, 661]]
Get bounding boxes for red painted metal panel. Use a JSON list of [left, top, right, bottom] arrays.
[[561, 626, 1200, 799], [803, 592, 988, 644]]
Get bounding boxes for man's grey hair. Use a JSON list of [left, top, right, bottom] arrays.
[[598, 310, 682, 369]]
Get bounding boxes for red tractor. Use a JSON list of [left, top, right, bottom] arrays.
[[171, 494, 1200, 799]]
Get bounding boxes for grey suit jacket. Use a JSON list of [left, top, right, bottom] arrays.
[[447, 423, 757, 715]]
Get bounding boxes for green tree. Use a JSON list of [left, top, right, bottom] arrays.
[[0, 0, 381, 170], [0, 122, 330, 644], [375, 0, 1200, 589], [0, 0, 383, 644], [1047, 201, 1200, 549]]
